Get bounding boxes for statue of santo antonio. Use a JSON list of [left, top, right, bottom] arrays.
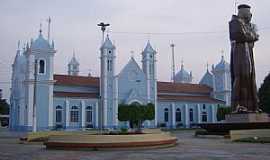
[[229, 4, 261, 113]]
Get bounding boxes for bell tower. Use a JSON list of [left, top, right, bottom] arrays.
[[100, 35, 117, 128], [142, 41, 157, 126]]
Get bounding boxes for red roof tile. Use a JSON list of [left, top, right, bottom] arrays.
[[53, 75, 213, 95], [54, 74, 99, 87], [157, 81, 212, 94]]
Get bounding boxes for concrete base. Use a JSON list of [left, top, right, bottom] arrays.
[[230, 129, 270, 141], [225, 113, 270, 123], [44, 132, 178, 150]]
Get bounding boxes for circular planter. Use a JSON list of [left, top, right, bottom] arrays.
[[44, 133, 177, 150]]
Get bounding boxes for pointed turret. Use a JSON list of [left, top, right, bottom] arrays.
[[31, 28, 51, 49], [200, 63, 214, 88], [101, 35, 115, 49], [143, 41, 156, 53], [68, 51, 80, 76]]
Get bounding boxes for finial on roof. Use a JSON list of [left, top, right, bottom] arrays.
[[221, 49, 225, 60], [26, 42, 29, 49], [88, 69, 92, 77], [39, 23, 42, 35], [181, 59, 184, 70], [130, 50, 134, 58], [221, 55, 225, 62], [206, 62, 209, 72], [23, 43, 26, 51], [17, 40, 20, 50], [73, 49, 75, 57], [147, 33, 151, 42], [51, 40, 54, 48]]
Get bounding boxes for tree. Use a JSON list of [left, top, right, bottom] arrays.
[[216, 105, 231, 121], [118, 103, 155, 129], [258, 73, 270, 113]]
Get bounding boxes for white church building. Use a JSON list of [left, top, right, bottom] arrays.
[[9, 28, 231, 131]]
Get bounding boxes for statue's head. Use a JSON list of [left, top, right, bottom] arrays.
[[237, 4, 252, 23]]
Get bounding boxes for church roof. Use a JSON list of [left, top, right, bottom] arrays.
[[214, 56, 230, 71], [157, 81, 212, 94], [101, 35, 115, 49], [54, 74, 99, 87], [174, 62, 192, 83], [118, 57, 145, 78], [143, 41, 156, 53], [31, 31, 51, 49], [199, 69, 214, 87], [53, 74, 224, 104], [68, 54, 79, 66], [54, 74, 212, 94]]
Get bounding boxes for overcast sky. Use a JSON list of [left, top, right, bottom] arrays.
[[0, 0, 270, 100]]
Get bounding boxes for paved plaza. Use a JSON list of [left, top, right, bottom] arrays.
[[0, 128, 270, 160]]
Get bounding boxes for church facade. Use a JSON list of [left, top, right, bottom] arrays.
[[9, 29, 230, 131]]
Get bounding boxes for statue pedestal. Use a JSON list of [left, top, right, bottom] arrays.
[[225, 113, 270, 123]]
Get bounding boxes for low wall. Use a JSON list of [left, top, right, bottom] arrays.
[[230, 129, 270, 141], [44, 132, 177, 150]]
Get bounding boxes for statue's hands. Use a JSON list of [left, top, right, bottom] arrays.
[[251, 23, 259, 41]]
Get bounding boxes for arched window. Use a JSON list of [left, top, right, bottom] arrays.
[[203, 104, 206, 110], [176, 108, 181, 122], [107, 60, 112, 72], [189, 108, 194, 122], [39, 59, 45, 74], [202, 111, 208, 122], [56, 105, 63, 123], [85, 106, 93, 124], [70, 106, 79, 122], [164, 108, 169, 122]]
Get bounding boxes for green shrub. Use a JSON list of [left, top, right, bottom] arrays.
[[118, 103, 155, 129], [258, 73, 270, 113], [216, 106, 232, 121]]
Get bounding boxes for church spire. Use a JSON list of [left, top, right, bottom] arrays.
[[68, 50, 80, 76], [181, 59, 184, 70]]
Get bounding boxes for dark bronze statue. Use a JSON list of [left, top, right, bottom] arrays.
[[229, 4, 260, 112]]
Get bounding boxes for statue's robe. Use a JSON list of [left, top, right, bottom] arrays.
[[229, 15, 259, 112]]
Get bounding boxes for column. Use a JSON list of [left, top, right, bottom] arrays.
[[171, 103, 176, 128], [95, 101, 99, 128], [81, 100, 85, 128], [211, 104, 216, 123], [65, 99, 70, 129], [154, 54, 158, 127], [113, 76, 119, 127], [48, 84, 54, 128], [197, 104, 201, 124], [184, 104, 190, 128]]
